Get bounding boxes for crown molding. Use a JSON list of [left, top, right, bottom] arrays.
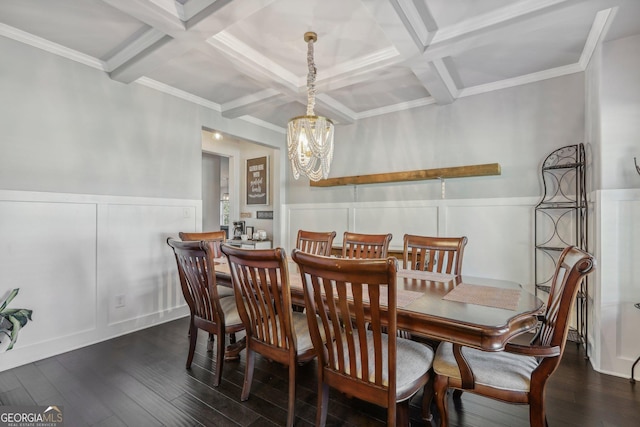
[[458, 62, 583, 98], [0, 23, 106, 71], [239, 115, 286, 134], [135, 77, 221, 111]]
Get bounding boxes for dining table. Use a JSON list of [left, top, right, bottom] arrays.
[[213, 256, 545, 390]]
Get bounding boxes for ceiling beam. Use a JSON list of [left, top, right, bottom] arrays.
[[103, 0, 276, 83], [410, 58, 457, 105], [314, 94, 357, 125], [359, 0, 427, 58]]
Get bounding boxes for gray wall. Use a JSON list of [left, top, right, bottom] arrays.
[[0, 36, 202, 199], [286, 73, 585, 204], [0, 36, 285, 200], [601, 33, 640, 189], [585, 41, 602, 193]]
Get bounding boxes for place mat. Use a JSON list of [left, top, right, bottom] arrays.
[[397, 269, 456, 282], [443, 283, 521, 311]]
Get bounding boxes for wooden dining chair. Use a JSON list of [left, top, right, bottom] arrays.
[[433, 246, 595, 427], [341, 231, 392, 259], [220, 245, 320, 427], [402, 234, 468, 275], [179, 230, 226, 255], [166, 238, 245, 386], [291, 249, 435, 426], [296, 230, 336, 256], [179, 230, 233, 298]]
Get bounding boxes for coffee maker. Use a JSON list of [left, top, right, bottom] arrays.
[[232, 221, 245, 240]]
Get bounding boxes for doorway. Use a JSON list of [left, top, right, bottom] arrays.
[[201, 153, 229, 235]]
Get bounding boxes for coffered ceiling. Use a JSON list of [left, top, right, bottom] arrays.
[[2, 0, 639, 134]]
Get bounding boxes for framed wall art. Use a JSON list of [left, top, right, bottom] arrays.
[[246, 156, 269, 205]]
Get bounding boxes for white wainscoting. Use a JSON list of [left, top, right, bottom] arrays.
[[285, 193, 640, 379], [591, 189, 640, 377], [0, 190, 201, 371], [284, 197, 538, 289]]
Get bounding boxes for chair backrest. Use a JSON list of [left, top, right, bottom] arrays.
[[341, 232, 392, 259], [167, 238, 225, 324], [296, 230, 336, 256], [535, 246, 595, 355], [402, 234, 468, 274], [179, 231, 226, 257], [221, 245, 297, 353], [291, 249, 399, 409]]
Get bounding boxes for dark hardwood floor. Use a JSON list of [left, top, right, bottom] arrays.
[[1, 317, 638, 426]]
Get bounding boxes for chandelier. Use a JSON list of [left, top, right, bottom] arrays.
[[287, 32, 334, 181]]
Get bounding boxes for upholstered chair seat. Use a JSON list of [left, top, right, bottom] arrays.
[[434, 342, 538, 392], [331, 330, 434, 398]]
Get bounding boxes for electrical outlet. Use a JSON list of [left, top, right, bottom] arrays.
[[115, 294, 126, 308]]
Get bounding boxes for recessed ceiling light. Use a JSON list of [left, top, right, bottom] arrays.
[[213, 132, 222, 140]]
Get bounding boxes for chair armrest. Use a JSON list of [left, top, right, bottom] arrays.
[[504, 342, 561, 358]]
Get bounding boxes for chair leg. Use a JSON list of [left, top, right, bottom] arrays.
[[434, 375, 450, 427], [186, 321, 197, 369], [394, 400, 409, 426], [452, 389, 463, 399], [316, 382, 329, 427], [241, 348, 255, 401], [529, 389, 547, 427], [286, 362, 296, 427], [213, 329, 225, 387], [422, 370, 434, 421]]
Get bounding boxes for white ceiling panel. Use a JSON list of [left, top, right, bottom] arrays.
[[426, 0, 514, 28], [145, 48, 266, 104], [0, 0, 147, 60], [219, 0, 395, 79], [449, 6, 595, 88], [327, 67, 430, 113], [0, 0, 638, 133]]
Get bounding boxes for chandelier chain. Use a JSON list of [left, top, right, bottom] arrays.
[[306, 38, 316, 116]]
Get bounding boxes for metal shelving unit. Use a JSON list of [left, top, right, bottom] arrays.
[[534, 143, 588, 354]]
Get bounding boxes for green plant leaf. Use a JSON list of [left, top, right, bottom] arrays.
[[0, 288, 19, 312], [6, 310, 33, 327], [7, 315, 22, 351]]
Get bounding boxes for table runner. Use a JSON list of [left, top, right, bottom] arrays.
[[442, 283, 521, 311]]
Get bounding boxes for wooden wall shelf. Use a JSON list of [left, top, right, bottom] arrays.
[[309, 163, 501, 187]]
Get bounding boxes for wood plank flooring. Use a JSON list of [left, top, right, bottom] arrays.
[[1, 317, 638, 426]]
